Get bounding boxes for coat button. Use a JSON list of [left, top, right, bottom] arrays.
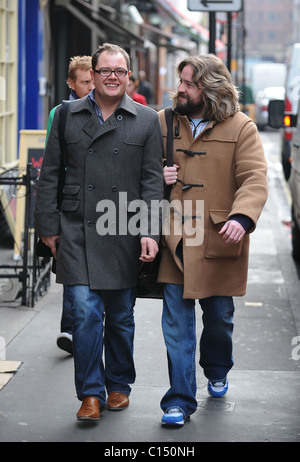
[[112, 186, 118, 192], [113, 148, 119, 155], [88, 149, 93, 154], [87, 220, 93, 227], [87, 184, 93, 191]]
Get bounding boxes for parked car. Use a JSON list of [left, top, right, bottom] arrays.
[[281, 43, 300, 181], [269, 100, 300, 261], [255, 86, 285, 130]]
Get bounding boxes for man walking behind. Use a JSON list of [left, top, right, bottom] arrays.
[[45, 55, 94, 356]]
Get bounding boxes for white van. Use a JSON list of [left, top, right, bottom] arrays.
[[289, 106, 300, 261], [281, 43, 300, 180], [269, 100, 300, 261], [249, 62, 287, 99]]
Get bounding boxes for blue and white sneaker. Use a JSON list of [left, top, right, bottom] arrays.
[[161, 408, 185, 426], [207, 379, 228, 398]]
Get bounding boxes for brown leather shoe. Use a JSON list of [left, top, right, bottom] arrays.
[[77, 397, 101, 421], [106, 392, 129, 411]]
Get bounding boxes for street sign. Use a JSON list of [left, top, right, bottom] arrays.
[[188, 0, 243, 12]]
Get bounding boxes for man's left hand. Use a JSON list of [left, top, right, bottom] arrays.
[[139, 237, 159, 262], [219, 220, 245, 244]]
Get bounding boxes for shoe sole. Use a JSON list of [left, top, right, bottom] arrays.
[[161, 420, 184, 426], [77, 415, 100, 421], [161, 415, 189, 426], [106, 404, 129, 411], [208, 390, 228, 398], [57, 337, 73, 355]]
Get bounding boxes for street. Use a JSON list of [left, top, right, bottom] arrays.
[[0, 129, 299, 444]]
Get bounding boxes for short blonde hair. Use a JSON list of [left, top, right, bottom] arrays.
[[67, 55, 92, 84], [174, 54, 240, 121]]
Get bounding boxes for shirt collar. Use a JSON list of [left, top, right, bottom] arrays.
[[88, 89, 104, 124], [69, 90, 78, 101], [88, 90, 137, 117]]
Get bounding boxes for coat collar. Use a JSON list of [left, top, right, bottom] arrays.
[[170, 105, 250, 141], [171, 104, 216, 130], [69, 92, 137, 117], [68, 93, 138, 143], [117, 92, 137, 116]]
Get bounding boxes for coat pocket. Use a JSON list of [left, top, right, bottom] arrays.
[[61, 184, 80, 211], [62, 184, 80, 195], [205, 210, 242, 259]]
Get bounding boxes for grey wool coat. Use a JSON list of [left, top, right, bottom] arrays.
[[34, 93, 164, 290]]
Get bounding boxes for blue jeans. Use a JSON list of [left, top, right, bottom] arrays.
[[67, 285, 136, 404], [161, 283, 234, 418]]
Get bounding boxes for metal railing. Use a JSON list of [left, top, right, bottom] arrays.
[[0, 163, 51, 306]]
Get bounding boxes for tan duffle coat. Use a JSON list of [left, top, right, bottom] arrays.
[[157, 108, 268, 299]]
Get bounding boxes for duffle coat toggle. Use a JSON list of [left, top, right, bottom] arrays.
[[176, 148, 207, 157]]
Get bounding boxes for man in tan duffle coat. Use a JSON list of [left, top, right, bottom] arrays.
[[157, 54, 268, 426]]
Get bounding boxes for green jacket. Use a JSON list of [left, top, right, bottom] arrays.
[[46, 105, 58, 143]]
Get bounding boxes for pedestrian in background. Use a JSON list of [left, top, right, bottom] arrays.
[[126, 75, 147, 105], [45, 55, 94, 356], [158, 54, 268, 426], [138, 70, 153, 104], [35, 43, 163, 422]]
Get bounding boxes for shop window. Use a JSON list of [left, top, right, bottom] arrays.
[[0, 0, 17, 167]]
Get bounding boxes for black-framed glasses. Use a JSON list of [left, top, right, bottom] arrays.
[[94, 68, 128, 77]]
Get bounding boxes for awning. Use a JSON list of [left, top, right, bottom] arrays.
[[138, 22, 196, 52], [59, 0, 194, 53], [57, 0, 145, 46], [58, 0, 194, 52], [152, 0, 226, 53]]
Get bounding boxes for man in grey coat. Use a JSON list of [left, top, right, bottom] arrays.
[[35, 43, 163, 421]]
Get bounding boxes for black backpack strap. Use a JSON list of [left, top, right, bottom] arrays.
[[164, 107, 174, 201], [57, 100, 71, 208], [164, 107, 174, 167], [58, 100, 71, 167]]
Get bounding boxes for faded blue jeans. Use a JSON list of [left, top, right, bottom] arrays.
[[67, 285, 136, 404], [161, 283, 234, 418]]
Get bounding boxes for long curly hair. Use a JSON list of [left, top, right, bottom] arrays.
[[173, 54, 240, 122]]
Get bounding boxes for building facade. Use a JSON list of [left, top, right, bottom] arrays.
[[1, 0, 218, 171], [244, 0, 295, 62]]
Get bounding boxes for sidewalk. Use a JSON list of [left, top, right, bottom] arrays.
[[0, 134, 299, 443]]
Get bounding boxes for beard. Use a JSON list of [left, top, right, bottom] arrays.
[[175, 93, 203, 117]]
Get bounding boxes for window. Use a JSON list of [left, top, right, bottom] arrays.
[[0, 0, 18, 167], [268, 31, 276, 40]]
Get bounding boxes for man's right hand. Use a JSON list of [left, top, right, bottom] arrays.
[[163, 164, 179, 185], [41, 235, 60, 259]]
